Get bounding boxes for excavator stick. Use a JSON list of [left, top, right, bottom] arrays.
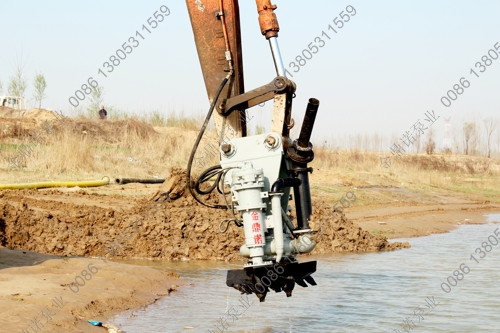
[[186, 0, 247, 138]]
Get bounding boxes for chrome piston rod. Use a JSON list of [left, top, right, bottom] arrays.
[[269, 37, 286, 77]]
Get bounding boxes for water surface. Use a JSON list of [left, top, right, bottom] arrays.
[[113, 213, 500, 333]]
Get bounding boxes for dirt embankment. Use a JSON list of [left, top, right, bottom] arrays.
[[0, 108, 157, 142], [0, 169, 408, 261], [0, 247, 183, 333]]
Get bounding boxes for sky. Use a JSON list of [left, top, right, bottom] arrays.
[[1, 0, 499, 150]]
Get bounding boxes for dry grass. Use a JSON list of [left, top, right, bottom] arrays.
[[1, 114, 499, 203], [0, 117, 198, 182], [312, 145, 500, 201]]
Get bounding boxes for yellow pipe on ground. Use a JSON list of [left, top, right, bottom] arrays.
[[0, 176, 110, 190]]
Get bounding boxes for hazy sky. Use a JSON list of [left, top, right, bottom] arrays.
[[1, 1, 499, 148]]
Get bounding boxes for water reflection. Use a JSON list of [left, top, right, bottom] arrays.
[[113, 213, 500, 333]]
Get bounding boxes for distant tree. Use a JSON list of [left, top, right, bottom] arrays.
[[425, 127, 435, 154], [483, 117, 498, 158], [451, 118, 462, 154], [463, 122, 476, 155], [373, 132, 382, 152], [414, 135, 421, 154], [8, 76, 28, 105], [0, 79, 3, 96], [32, 72, 47, 108], [87, 86, 104, 117], [8, 52, 29, 110], [497, 119, 500, 158]]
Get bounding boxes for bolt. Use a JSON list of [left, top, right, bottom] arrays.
[[275, 78, 285, 88], [265, 135, 276, 147], [221, 144, 232, 154]]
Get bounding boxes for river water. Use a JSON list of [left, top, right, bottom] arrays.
[[113, 213, 500, 333]]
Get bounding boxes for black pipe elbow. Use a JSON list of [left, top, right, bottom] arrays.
[[271, 178, 301, 193]]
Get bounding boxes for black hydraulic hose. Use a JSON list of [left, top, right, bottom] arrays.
[[115, 178, 165, 185], [187, 76, 230, 209], [270, 178, 301, 193], [195, 165, 223, 195]]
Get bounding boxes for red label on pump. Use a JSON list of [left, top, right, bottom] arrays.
[[253, 234, 263, 244], [251, 222, 261, 233], [251, 211, 259, 220]]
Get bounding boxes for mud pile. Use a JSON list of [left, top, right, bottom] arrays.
[[308, 200, 410, 253], [0, 171, 409, 261], [0, 108, 59, 138]]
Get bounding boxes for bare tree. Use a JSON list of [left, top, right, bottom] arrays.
[[32, 72, 47, 109], [497, 119, 500, 158], [8, 52, 29, 111], [414, 135, 421, 154], [87, 86, 104, 117], [463, 122, 476, 155], [451, 117, 462, 154], [425, 126, 436, 154], [0, 79, 3, 96], [483, 117, 498, 158], [373, 132, 382, 152]]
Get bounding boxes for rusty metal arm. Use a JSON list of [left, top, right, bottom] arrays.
[[186, 0, 246, 137], [219, 76, 294, 115], [186, 0, 293, 138]]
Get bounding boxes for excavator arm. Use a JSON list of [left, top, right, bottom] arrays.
[[186, 0, 246, 139], [185, 0, 321, 302]]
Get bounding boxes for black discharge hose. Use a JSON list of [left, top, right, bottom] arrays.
[[115, 178, 165, 185], [186, 76, 231, 209]]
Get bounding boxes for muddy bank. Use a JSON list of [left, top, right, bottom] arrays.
[[0, 179, 408, 262], [0, 247, 183, 333]]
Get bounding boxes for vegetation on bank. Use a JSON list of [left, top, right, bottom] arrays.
[[0, 110, 499, 207]]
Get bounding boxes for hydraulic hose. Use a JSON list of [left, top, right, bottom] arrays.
[[0, 176, 110, 190], [187, 75, 231, 209]]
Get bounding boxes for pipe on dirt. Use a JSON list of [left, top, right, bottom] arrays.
[[115, 178, 165, 185], [0, 176, 110, 190]]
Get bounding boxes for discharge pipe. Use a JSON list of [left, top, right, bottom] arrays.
[[269, 178, 301, 262], [270, 178, 301, 192], [270, 192, 284, 262], [287, 98, 320, 230], [0, 176, 110, 190], [115, 178, 165, 185]]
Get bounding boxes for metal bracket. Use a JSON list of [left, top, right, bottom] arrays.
[[218, 76, 294, 115]]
